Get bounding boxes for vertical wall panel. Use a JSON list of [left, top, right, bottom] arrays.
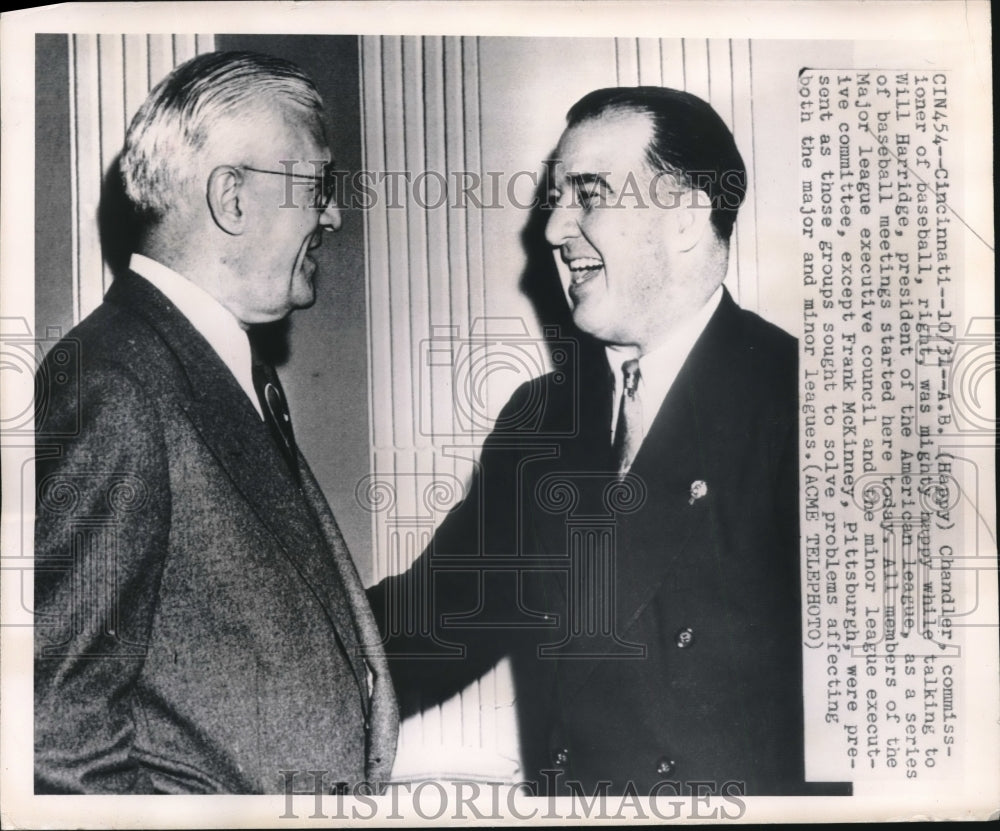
[[707, 38, 735, 124], [194, 34, 215, 57], [122, 36, 150, 128], [69, 35, 102, 321], [360, 34, 517, 784], [403, 37, 430, 445], [615, 37, 640, 86], [361, 41, 393, 460], [443, 39, 471, 376], [147, 35, 174, 89], [421, 37, 454, 448], [381, 38, 414, 452], [35, 34, 75, 343], [708, 38, 739, 296], [637, 38, 663, 85], [461, 40, 487, 342], [729, 39, 760, 311], [683, 37, 711, 102], [359, 35, 758, 784], [660, 38, 686, 89], [68, 34, 215, 324], [172, 35, 199, 65], [96, 35, 125, 297]]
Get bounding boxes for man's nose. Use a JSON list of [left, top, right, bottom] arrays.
[[320, 200, 342, 232], [544, 202, 578, 247]]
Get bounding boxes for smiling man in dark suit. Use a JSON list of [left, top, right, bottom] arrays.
[[373, 87, 848, 798], [34, 51, 397, 794]]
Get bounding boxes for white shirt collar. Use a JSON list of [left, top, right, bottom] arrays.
[[129, 253, 263, 418], [607, 285, 724, 442]]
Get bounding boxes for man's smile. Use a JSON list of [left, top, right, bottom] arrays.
[[563, 254, 604, 287]]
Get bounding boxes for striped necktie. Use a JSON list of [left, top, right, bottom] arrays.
[[612, 358, 642, 478], [251, 355, 299, 480]]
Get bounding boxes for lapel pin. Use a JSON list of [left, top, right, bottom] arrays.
[[688, 480, 708, 505]]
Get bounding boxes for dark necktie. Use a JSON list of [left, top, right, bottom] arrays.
[[251, 355, 299, 479], [612, 358, 643, 478]]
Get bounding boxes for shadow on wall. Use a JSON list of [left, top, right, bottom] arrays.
[[97, 154, 141, 282]]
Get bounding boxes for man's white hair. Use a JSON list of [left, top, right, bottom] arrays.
[[121, 50, 323, 219]]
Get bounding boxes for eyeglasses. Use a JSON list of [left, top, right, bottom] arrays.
[[239, 163, 338, 209]]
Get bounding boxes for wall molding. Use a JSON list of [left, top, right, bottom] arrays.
[[68, 34, 214, 325]]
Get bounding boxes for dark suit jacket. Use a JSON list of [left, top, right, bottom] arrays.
[[34, 272, 398, 794], [372, 289, 848, 796]]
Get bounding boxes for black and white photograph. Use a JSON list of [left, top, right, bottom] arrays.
[[0, 1, 995, 825]]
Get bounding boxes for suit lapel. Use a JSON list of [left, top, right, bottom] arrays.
[[613, 290, 746, 631], [611, 367, 709, 632], [553, 292, 744, 697], [107, 273, 374, 706], [297, 463, 399, 781]]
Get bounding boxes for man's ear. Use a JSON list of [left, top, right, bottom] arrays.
[[207, 165, 246, 235], [672, 187, 714, 252]]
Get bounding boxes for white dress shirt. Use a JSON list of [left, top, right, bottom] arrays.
[[130, 253, 263, 418], [607, 285, 723, 448]]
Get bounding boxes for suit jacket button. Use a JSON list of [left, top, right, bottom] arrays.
[[655, 756, 676, 776], [551, 748, 569, 767], [675, 627, 695, 648]]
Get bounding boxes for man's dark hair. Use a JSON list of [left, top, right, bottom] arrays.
[[566, 86, 746, 241]]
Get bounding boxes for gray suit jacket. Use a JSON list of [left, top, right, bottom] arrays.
[[34, 272, 397, 794]]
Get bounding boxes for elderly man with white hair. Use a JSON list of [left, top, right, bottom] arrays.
[[34, 50, 397, 795]]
